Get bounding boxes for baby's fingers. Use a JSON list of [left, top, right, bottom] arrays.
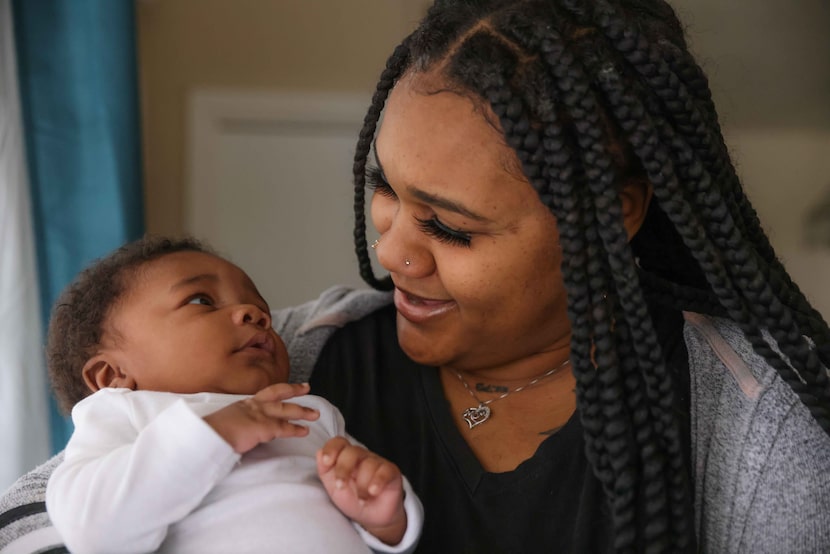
[[317, 436, 351, 473], [356, 458, 401, 498], [256, 398, 319, 422], [320, 441, 401, 499], [258, 418, 312, 440], [253, 382, 311, 402]]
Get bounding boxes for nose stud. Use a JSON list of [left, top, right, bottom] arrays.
[[371, 239, 379, 250], [405, 259, 411, 266]]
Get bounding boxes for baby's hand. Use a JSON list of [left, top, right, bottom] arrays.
[[203, 383, 319, 453], [316, 437, 407, 546]]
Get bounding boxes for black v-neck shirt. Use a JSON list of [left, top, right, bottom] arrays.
[[311, 305, 609, 553], [310, 303, 689, 553]]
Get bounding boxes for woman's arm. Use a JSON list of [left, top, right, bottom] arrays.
[[272, 285, 392, 383], [0, 453, 65, 552], [685, 314, 830, 553]]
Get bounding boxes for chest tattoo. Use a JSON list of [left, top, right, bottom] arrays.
[[475, 382, 509, 393]]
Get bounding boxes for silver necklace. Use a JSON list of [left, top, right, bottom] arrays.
[[452, 359, 571, 429]]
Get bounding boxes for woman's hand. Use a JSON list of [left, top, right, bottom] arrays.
[[203, 382, 319, 453], [317, 437, 407, 546]]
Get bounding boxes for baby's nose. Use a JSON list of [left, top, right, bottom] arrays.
[[235, 304, 270, 328]]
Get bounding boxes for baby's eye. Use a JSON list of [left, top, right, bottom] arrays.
[[187, 294, 214, 306]]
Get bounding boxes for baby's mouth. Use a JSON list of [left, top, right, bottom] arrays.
[[239, 332, 275, 356]]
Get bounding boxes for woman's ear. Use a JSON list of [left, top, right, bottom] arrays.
[[619, 178, 653, 240], [82, 353, 136, 392]]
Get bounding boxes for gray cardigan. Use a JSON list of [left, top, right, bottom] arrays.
[[2, 286, 828, 553]]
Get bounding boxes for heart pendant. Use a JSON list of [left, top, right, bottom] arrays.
[[462, 404, 491, 429]]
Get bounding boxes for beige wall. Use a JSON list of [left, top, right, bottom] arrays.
[[137, 0, 830, 231], [136, 0, 429, 236], [136, 1, 830, 312]]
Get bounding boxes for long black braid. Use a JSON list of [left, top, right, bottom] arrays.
[[351, 0, 830, 551], [353, 42, 410, 291]]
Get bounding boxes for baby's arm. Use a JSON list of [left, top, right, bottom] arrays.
[[47, 384, 317, 553], [317, 437, 423, 552]]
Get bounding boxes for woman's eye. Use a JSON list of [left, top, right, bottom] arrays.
[[366, 166, 397, 199], [415, 216, 472, 248], [187, 294, 214, 306]]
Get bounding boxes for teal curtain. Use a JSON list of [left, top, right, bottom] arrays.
[[13, 0, 145, 453]]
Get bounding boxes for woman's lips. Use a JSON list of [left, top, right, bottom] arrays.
[[394, 287, 456, 323]]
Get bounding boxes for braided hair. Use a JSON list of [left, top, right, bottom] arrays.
[[351, 1, 830, 551]]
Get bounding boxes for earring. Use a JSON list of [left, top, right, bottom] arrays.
[[371, 239, 379, 250], [405, 259, 411, 266]]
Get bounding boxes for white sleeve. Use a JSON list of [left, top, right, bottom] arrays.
[[46, 391, 239, 553]]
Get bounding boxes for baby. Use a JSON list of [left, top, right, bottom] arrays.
[[45, 236, 422, 553]]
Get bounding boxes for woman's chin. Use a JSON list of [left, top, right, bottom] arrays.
[[396, 319, 453, 367]]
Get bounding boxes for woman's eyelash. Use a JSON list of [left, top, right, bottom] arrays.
[[366, 165, 470, 247], [366, 166, 396, 198], [415, 216, 472, 248]]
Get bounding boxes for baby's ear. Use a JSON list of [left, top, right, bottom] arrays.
[[82, 354, 136, 392]]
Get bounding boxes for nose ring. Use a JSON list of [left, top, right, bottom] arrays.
[[371, 239, 379, 250], [405, 259, 411, 266]]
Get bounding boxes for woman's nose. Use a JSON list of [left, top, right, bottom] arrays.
[[371, 209, 434, 278], [233, 304, 271, 329]]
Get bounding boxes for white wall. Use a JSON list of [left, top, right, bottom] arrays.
[[185, 90, 381, 307]]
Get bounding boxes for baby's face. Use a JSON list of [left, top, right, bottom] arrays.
[[100, 251, 289, 395]]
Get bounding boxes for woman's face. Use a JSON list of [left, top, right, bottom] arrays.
[[371, 72, 572, 372]]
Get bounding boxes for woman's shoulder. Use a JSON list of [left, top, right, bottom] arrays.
[[682, 312, 830, 552], [271, 285, 392, 337], [270, 285, 393, 384], [682, 312, 773, 394], [683, 311, 828, 410], [682, 310, 827, 436]]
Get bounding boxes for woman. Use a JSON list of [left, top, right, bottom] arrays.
[[2, 1, 828, 552], [310, 0, 830, 552]]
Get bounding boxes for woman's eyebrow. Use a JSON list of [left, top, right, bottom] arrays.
[[409, 188, 491, 223], [373, 146, 491, 223]]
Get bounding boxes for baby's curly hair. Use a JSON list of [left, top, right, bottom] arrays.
[[47, 235, 212, 414]]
